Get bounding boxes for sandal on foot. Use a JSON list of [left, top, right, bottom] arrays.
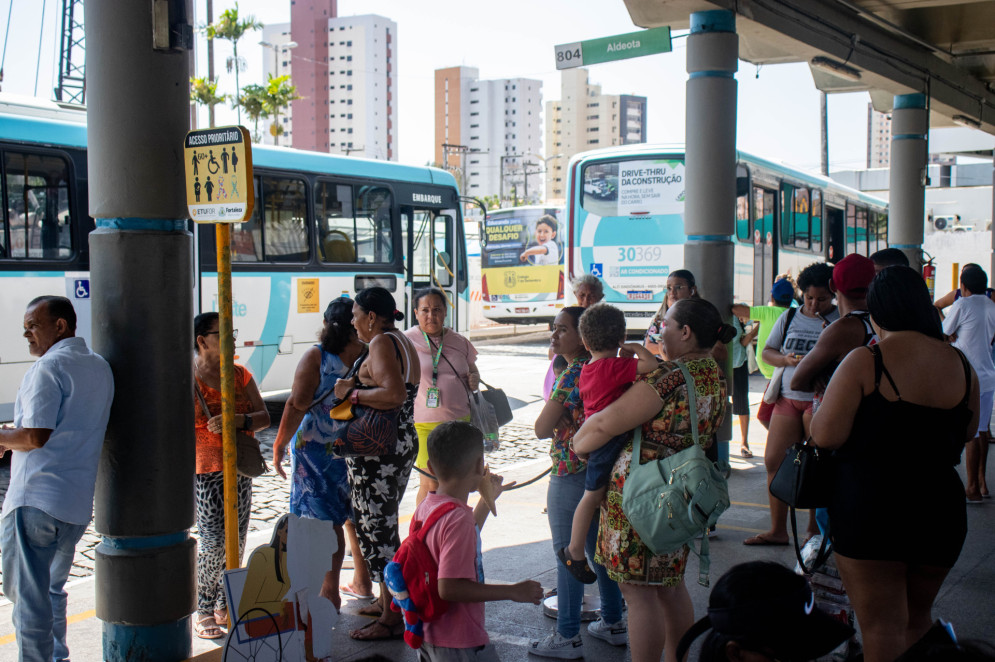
[[195, 615, 225, 640], [743, 534, 789, 546], [350, 619, 404, 641], [557, 547, 598, 584], [740, 447, 754, 458], [340, 584, 375, 600]]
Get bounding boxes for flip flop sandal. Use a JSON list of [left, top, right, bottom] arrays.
[[195, 615, 225, 640], [340, 584, 376, 600], [557, 547, 598, 584], [743, 534, 790, 546], [740, 447, 754, 458]]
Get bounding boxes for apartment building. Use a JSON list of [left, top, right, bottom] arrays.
[[545, 68, 647, 201], [435, 66, 542, 202], [270, 1, 397, 160], [867, 103, 892, 169]]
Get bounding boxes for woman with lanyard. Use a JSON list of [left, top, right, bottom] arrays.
[[404, 286, 481, 505]]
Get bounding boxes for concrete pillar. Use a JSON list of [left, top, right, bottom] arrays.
[[87, 0, 196, 659], [888, 93, 928, 270], [685, 9, 737, 471]]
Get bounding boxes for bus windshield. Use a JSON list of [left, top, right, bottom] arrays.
[[577, 157, 686, 305], [480, 207, 563, 304]]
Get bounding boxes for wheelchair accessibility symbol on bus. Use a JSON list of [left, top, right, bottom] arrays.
[[590, 263, 603, 278], [74, 279, 90, 299]]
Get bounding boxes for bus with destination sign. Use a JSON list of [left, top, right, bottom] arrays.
[[0, 94, 469, 419], [564, 143, 889, 331]]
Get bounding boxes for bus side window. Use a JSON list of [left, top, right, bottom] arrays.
[[262, 176, 309, 262], [810, 190, 822, 254], [355, 186, 393, 264], [232, 176, 263, 262], [316, 181, 356, 263], [3, 151, 73, 260], [735, 191, 750, 243], [793, 187, 810, 250]]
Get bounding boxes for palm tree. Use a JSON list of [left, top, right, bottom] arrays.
[[263, 75, 301, 146], [190, 77, 227, 127], [236, 84, 269, 142], [205, 3, 263, 124]]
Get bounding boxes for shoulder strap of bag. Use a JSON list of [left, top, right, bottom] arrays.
[[431, 335, 473, 406], [411, 500, 460, 539], [779, 306, 798, 352], [194, 381, 212, 418], [676, 360, 701, 447]]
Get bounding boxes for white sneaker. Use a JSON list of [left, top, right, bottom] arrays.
[[528, 632, 584, 659], [587, 617, 628, 646]]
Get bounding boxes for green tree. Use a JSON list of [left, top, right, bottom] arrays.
[[205, 3, 263, 124], [480, 194, 501, 210], [262, 75, 300, 146], [235, 84, 269, 142], [190, 77, 226, 126]]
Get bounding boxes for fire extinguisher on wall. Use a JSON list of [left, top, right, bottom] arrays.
[[923, 257, 936, 300]]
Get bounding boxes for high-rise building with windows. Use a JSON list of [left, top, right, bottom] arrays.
[[268, 1, 397, 160], [434, 66, 543, 202], [545, 68, 647, 202], [867, 104, 892, 169]]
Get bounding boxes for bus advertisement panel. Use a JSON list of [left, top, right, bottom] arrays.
[[481, 206, 564, 325], [575, 157, 685, 311]]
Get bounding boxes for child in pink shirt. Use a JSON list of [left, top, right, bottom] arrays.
[[415, 421, 543, 661], [559, 303, 657, 584]]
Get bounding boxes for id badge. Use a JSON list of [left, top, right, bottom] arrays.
[[426, 387, 441, 408]]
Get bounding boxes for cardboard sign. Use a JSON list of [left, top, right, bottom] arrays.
[[184, 126, 254, 223]]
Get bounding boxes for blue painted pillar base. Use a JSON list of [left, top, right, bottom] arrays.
[[103, 618, 192, 662]]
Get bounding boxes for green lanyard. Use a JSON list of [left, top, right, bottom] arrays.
[[422, 329, 445, 387]]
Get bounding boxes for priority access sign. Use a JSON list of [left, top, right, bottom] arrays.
[[554, 27, 672, 70], [184, 126, 254, 223]]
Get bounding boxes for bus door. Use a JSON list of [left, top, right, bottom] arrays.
[[752, 186, 777, 305], [401, 206, 459, 328], [825, 206, 845, 262]]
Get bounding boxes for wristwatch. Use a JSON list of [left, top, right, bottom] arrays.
[[241, 414, 252, 431]]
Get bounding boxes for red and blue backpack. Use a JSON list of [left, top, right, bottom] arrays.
[[384, 501, 459, 649]]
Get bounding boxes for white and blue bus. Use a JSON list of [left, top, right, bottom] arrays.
[[0, 95, 469, 419], [565, 143, 889, 330]]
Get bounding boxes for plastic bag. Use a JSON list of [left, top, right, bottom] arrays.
[[470, 391, 500, 451]]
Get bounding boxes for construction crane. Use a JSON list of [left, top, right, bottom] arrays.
[[55, 0, 85, 105]]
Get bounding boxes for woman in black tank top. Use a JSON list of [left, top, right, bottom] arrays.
[[811, 267, 980, 662]]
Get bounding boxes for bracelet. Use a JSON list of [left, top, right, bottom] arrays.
[[350, 389, 360, 405], [241, 414, 252, 431]]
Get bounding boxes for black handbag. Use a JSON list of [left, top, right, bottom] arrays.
[[769, 438, 834, 573], [479, 380, 513, 427]]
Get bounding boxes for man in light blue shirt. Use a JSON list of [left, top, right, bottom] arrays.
[[0, 296, 113, 662]]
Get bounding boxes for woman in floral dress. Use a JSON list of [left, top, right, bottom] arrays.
[[575, 298, 733, 662]]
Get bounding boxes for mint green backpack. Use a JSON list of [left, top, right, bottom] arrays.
[[621, 360, 730, 586]]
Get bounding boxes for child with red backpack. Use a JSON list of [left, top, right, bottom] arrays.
[[390, 420, 543, 661]]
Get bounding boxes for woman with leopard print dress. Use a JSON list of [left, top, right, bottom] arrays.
[[193, 312, 270, 639], [333, 287, 420, 641]]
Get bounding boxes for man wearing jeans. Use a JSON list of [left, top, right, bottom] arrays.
[[0, 296, 113, 662]]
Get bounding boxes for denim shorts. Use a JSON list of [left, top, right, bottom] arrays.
[[584, 433, 627, 491]]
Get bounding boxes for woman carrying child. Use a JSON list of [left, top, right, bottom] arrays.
[[574, 298, 733, 662], [530, 307, 627, 659]]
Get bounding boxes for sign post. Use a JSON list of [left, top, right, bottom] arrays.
[[183, 126, 254, 589], [554, 26, 672, 70]]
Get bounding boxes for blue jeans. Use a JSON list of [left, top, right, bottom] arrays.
[[1, 506, 87, 662], [547, 471, 623, 639]]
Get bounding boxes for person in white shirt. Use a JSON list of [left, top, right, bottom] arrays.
[[942, 265, 995, 502], [0, 296, 114, 662]]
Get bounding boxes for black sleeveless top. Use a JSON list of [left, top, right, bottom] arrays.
[[828, 344, 971, 566]]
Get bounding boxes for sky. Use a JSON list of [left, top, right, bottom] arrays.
[[0, 0, 874, 173]]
